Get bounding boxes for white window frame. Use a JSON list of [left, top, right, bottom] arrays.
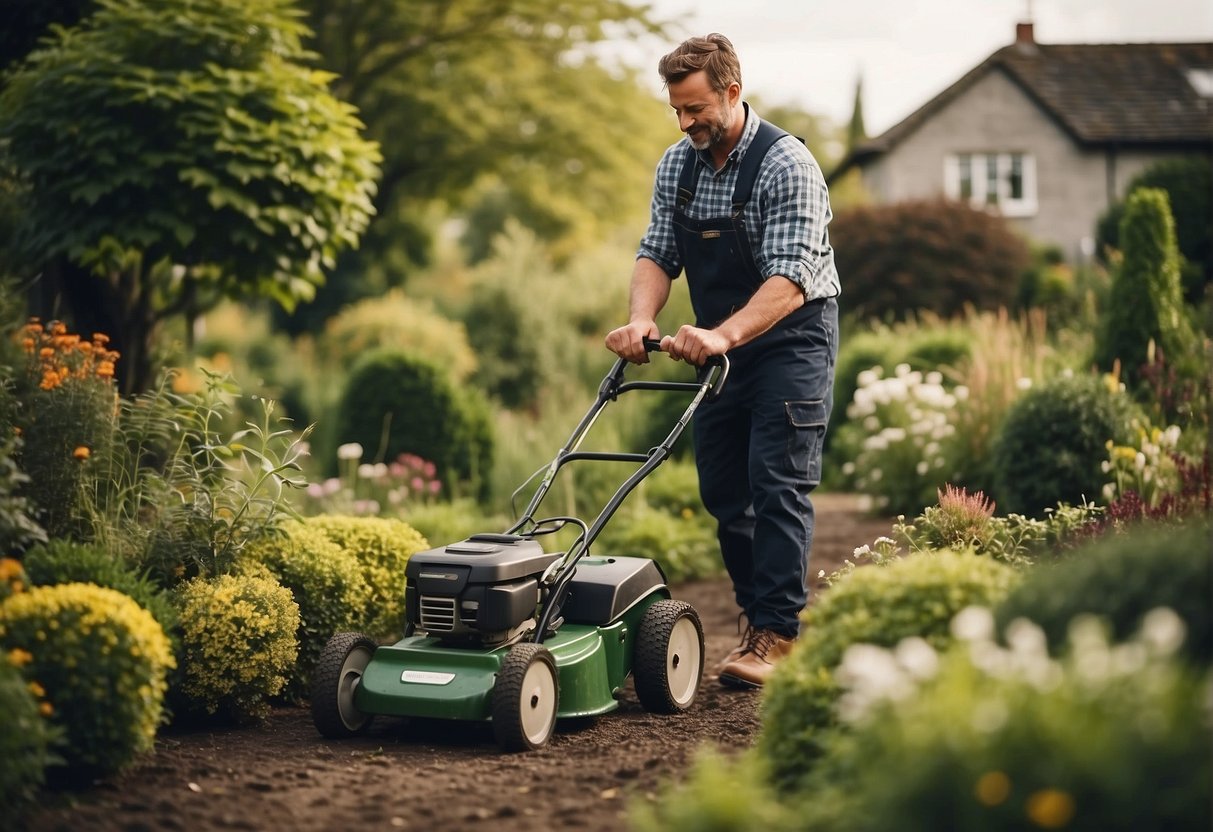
[[944, 152, 1037, 218]]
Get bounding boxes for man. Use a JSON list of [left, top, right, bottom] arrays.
[[605, 33, 839, 688]]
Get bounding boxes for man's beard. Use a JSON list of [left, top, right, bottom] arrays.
[[688, 102, 733, 150]]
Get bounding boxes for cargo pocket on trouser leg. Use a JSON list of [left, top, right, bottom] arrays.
[[786, 400, 828, 486]]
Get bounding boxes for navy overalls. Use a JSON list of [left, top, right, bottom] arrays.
[[672, 120, 838, 638]]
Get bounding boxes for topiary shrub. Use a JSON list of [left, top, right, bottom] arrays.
[[173, 573, 300, 722], [303, 515, 428, 640], [240, 520, 366, 697], [990, 372, 1141, 517], [829, 199, 1031, 323], [334, 349, 494, 499], [1096, 156, 1211, 302], [462, 284, 549, 410], [0, 583, 175, 773], [1093, 187, 1198, 392], [0, 646, 56, 812], [758, 550, 1019, 789], [23, 539, 178, 650], [994, 518, 1211, 664]]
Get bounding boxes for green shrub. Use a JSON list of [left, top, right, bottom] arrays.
[[829, 199, 1031, 323], [462, 284, 548, 410], [303, 515, 428, 640], [810, 613, 1211, 832], [0, 583, 175, 773], [594, 505, 721, 584], [13, 321, 119, 539], [23, 539, 178, 648], [1096, 156, 1211, 302], [990, 372, 1141, 517], [0, 647, 56, 812], [638, 459, 707, 518], [240, 520, 366, 696], [396, 499, 510, 550], [174, 573, 300, 721], [758, 550, 1019, 789], [334, 349, 494, 498], [994, 519, 1212, 664], [1093, 188, 1198, 392]]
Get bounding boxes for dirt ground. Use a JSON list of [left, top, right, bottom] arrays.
[[17, 494, 893, 832]]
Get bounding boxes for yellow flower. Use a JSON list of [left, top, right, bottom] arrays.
[[974, 771, 1012, 806], [6, 647, 33, 667], [73, 446, 91, 461], [1026, 789, 1076, 828], [38, 701, 53, 717], [27, 680, 45, 698]]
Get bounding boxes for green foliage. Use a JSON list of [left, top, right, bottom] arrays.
[[1093, 188, 1198, 391], [0, 646, 56, 812], [88, 370, 309, 585], [0, 582, 175, 773], [303, 515, 428, 640], [594, 505, 721, 584], [994, 519, 1212, 664], [0, 428, 47, 555], [758, 551, 1019, 789], [806, 616, 1211, 832], [462, 284, 547, 410], [638, 460, 707, 519], [239, 520, 365, 696], [11, 321, 119, 538], [335, 349, 494, 498], [990, 373, 1141, 517], [394, 499, 510, 551], [23, 539, 177, 648], [829, 199, 1031, 322], [0, 0, 381, 391], [1096, 156, 1212, 300], [173, 573, 299, 722]]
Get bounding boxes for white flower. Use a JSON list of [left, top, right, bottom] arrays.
[[856, 368, 882, 388], [1140, 607, 1186, 656], [358, 463, 376, 479], [954, 385, 969, 401], [894, 363, 912, 378], [951, 606, 995, 642], [1016, 377, 1033, 391], [337, 442, 364, 461], [894, 637, 939, 680], [916, 461, 929, 476]]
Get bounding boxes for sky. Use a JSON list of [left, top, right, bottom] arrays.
[[605, 0, 1213, 136]]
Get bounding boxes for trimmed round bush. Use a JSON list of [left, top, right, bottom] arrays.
[[0, 583, 175, 773], [595, 505, 721, 584], [995, 519, 1211, 664], [758, 551, 1019, 789], [830, 199, 1031, 322], [23, 539, 177, 649], [0, 647, 55, 812], [303, 515, 429, 640], [174, 573, 300, 722], [240, 520, 366, 696], [335, 349, 494, 498], [990, 373, 1141, 517]]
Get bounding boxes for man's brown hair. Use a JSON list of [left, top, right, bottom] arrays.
[[657, 33, 742, 95]]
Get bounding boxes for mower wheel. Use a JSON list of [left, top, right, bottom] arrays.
[[491, 642, 559, 752], [634, 600, 704, 713], [311, 631, 377, 738]]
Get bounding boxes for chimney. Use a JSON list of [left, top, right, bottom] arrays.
[[1016, 22, 1035, 44]]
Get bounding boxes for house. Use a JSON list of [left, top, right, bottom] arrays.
[[828, 23, 1213, 262]]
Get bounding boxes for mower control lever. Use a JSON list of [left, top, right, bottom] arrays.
[[641, 338, 730, 400]]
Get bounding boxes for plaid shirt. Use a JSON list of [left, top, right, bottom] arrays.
[[637, 106, 841, 302]]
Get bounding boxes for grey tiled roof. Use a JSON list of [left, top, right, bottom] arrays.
[[831, 40, 1213, 179]]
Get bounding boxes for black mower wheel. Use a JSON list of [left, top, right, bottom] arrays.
[[311, 631, 378, 738], [634, 599, 704, 713], [491, 642, 559, 752]]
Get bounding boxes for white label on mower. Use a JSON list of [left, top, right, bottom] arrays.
[[401, 670, 456, 685]]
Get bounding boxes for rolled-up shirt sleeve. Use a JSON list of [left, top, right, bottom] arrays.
[[756, 151, 837, 302], [636, 146, 684, 278]]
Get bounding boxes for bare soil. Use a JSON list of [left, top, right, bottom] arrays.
[[17, 494, 892, 832]]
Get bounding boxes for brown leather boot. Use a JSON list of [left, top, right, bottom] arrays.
[[718, 628, 797, 689], [712, 615, 752, 675]]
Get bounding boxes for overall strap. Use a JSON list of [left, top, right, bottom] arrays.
[[675, 144, 700, 212], [730, 119, 789, 217]]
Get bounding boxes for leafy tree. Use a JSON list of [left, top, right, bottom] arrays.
[[275, 0, 671, 331], [0, 0, 381, 392]]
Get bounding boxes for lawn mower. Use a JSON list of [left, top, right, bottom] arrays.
[[310, 339, 729, 752]]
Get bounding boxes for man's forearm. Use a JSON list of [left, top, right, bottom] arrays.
[[714, 276, 805, 349], [629, 258, 674, 324]]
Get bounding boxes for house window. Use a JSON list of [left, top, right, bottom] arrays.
[[944, 152, 1037, 217]]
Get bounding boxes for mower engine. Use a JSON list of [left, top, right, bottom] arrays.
[[404, 533, 562, 647]]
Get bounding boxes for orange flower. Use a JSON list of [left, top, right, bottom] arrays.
[[38, 702, 53, 717], [73, 446, 91, 461], [7, 648, 33, 668], [38, 347, 53, 359], [92, 333, 110, 344]]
